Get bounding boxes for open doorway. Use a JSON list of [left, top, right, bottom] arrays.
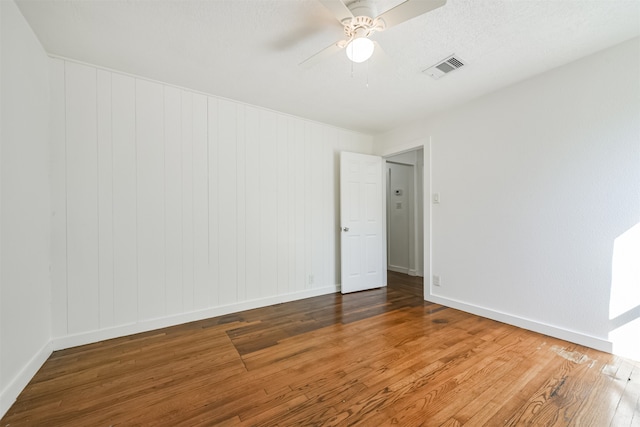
[[385, 149, 424, 278]]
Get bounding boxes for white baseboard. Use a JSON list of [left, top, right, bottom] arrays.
[[1, 341, 53, 419], [389, 266, 422, 277], [425, 293, 613, 353], [388, 265, 409, 274], [52, 285, 340, 351]]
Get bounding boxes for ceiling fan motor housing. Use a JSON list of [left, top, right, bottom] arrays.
[[344, 16, 380, 39], [343, 0, 386, 38], [346, 0, 378, 19]]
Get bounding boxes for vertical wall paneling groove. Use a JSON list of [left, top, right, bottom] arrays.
[[97, 70, 114, 329], [236, 105, 247, 302], [192, 94, 209, 309], [293, 120, 305, 293], [207, 97, 220, 305], [51, 59, 375, 348], [112, 73, 138, 325], [259, 110, 278, 297], [325, 129, 334, 286], [207, 97, 221, 302], [326, 127, 338, 286], [135, 79, 139, 319], [180, 90, 195, 311], [244, 106, 261, 298], [206, 97, 218, 307], [304, 123, 313, 289], [135, 80, 166, 320], [322, 125, 330, 287], [65, 62, 100, 334], [164, 86, 183, 315], [276, 115, 290, 295], [311, 123, 324, 289], [287, 117, 296, 294], [217, 99, 238, 305], [320, 126, 330, 288], [50, 58, 68, 337]]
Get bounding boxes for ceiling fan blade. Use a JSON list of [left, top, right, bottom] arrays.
[[299, 41, 343, 68], [372, 41, 391, 63], [366, 40, 394, 71], [318, 0, 353, 23], [376, 0, 447, 30]]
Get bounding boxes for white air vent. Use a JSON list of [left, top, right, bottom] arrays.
[[423, 55, 465, 80]]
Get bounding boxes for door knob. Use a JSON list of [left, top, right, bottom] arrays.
[[343, 227, 349, 232]]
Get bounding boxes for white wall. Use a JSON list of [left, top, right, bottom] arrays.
[[0, 0, 52, 416], [375, 38, 640, 360], [50, 58, 373, 348]]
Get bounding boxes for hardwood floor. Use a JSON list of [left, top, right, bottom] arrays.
[[3, 271, 639, 426]]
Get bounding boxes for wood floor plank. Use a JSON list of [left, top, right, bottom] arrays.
[[380, 331, 546, 426], [2, 273, 638, 426], [616, 363, 640, 426], [458, 340, 562, 426], [572, 355, 638, 427]]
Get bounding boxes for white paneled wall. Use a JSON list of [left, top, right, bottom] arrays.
[[1, 0, 52, 415], [50, 58, 373, 344], [65, 62, 100, 334]]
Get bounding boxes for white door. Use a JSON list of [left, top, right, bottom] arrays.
[[340, 151, 386, 293]]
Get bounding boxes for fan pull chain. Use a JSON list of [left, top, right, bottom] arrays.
[[366, 60, 369, 88], [348, 60, 370, 88]]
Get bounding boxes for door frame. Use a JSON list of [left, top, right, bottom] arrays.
[[380, 139, 432, 299], [385, 161, 415, 275]]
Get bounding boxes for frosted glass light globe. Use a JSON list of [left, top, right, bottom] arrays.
[[346, 37, 375, 63]]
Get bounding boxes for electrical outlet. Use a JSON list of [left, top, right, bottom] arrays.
[[433, 275, 441, 287], [308, 274, 314, 285]]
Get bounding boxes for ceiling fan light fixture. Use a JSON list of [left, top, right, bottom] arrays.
[[346, 37, 374, 63]]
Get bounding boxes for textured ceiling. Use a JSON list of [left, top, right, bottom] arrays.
[[16, 0, 640, 134]]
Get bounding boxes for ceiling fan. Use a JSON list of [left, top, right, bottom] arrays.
[[301, 0, 447, 66]]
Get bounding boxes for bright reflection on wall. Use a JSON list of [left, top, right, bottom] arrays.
[[609, 222, 640, 361]]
